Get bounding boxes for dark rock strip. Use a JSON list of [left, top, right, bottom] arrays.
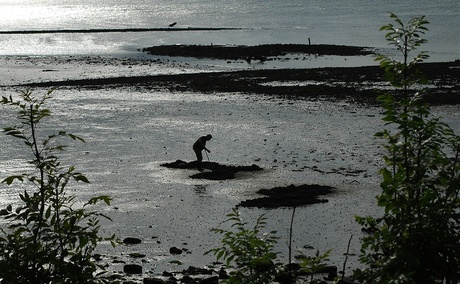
[[143, 43, 374, 60], [160, 160, 262, 180], [23, 60, 460, 104], [239, 184, 334, 208]]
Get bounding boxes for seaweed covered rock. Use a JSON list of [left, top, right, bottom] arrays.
[[160, 160, 262, 180], [190, 168, 236, 180], [239, 184, 334, 208]]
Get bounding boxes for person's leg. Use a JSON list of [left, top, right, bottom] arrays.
[[194, 148, 203, 162], [194, 148, 203, 170]]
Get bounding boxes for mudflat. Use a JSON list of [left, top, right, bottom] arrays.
[[1, 44, 459, 283]]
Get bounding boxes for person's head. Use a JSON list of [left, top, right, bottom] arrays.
[[206, 134, 212, 140]]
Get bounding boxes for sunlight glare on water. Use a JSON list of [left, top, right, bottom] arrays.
[[0, 0, 457, 61]]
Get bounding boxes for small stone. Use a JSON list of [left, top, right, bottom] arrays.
[[143, 277, 166, 284], [124, 264, 142, 274], [199, 276, 219, 284], [123, 237, 142, 245], [181, 275, 194, 284], [162, 271, 174, 277], [218, 268, 229, 279], [184, 266, 213, 275], [169, 247, 183, 255]]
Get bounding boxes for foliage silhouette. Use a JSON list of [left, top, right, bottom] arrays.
[[206, 208, 279, 284], [207, 208, 332, 284], [355, 13, 460, 284], [0, 90, 117, 283]]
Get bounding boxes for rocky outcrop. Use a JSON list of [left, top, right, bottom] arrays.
[[161, 160, 262, 180], [239, 184, 334, 208]]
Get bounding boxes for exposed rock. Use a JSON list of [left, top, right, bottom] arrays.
[[199, 276, 219, 284], [239, 184, 334, 208], [190, 169, 235, 180], [161, 160, 262, 180], [143, 278, 166, 284], [183, 266, 213, 275], [124, 264, 142, 274], [123, 237, 142, 245], [181, 275, 194, 284], [218, 268, 229, 279], [169, 247, 183, 255], [167, 277, 178, 283], [142, 44, 374, 60]]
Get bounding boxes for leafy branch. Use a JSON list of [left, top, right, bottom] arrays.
[[0, 89, 118, 283]]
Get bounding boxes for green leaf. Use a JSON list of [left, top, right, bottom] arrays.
[[45, 207, 51, 219], [169, 260, 182, 265], [69, 133, 86, 143], [2, 175, 24, 185], [3, 127, 26, 140], [74, 174, 90, 183]]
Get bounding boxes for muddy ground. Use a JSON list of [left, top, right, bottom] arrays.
[[4, 44, 459, 283]]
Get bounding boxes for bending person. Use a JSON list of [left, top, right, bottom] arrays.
[[193, 134, 212, 169]]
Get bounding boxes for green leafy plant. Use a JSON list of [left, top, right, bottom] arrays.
[[297, 249, 331, 283], [355, 13, 460, 284], [0, 89, 117, 283], [208, 208, 332, 284], [206, 208, 279, 284]]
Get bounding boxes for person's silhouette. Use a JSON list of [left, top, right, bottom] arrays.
[[193, 134, 212, 169]]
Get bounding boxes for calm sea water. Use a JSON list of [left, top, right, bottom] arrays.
[[0, 0, 458, 61]]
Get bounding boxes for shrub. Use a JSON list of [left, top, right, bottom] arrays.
[[0, 90, 117, 283], [355, 13, 460, 284], [206, 208, 279, 284], [207, 207, 332, 284]]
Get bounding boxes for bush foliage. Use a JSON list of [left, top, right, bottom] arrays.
[[355, 13, 460, 284], [0, 90, 117, 283]]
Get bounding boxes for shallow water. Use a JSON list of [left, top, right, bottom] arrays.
[[0, 0, 458, 62]]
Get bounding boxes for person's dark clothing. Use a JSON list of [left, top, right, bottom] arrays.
[[193, 134, 212, 163]]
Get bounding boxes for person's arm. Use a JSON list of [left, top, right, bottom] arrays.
[[203, 140, 210, 152]]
